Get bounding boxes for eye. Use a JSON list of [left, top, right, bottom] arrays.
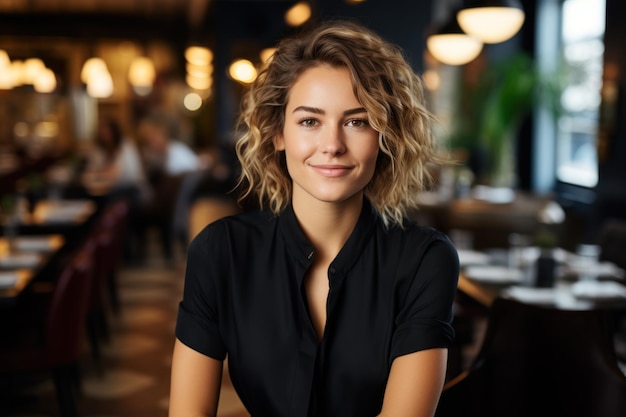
[[346, 118, 370, 128], [298, 118, 319, 128]]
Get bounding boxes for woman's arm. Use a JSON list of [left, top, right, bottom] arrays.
[[169, 338, 224, 417], [377, 348, 448, 417]]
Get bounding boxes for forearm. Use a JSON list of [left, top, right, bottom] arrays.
[[377, 348, 447, 417]]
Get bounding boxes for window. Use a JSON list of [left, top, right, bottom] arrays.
[[556, 0, 606, 188]]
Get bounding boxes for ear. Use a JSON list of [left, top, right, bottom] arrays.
[[273, 134, 285, 151]]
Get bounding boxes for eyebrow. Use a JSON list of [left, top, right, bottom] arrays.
[[292, 106, 368, 117]]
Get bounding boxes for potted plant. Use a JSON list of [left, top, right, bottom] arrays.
[[447, 52, 562, 188]]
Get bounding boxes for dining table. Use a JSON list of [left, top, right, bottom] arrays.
[[456, 245, 626, 311], [5, 197, 98, 246], [0, 234, 65, 304], [0, 196, 101, 303], [18, 198, 97, 229]]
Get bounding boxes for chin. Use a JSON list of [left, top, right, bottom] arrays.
[[311, 190, 363, 204]]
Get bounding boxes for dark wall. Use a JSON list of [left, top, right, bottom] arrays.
[[315, 0, 433, 73], [587, 0, 626, 240], [213, 0, 295, 144], [514, 0, 538, 191], [599, 0, 626, 188]]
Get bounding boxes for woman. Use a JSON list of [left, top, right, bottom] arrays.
[[83, 117, 149, 200], [170, 20, 459, 417]]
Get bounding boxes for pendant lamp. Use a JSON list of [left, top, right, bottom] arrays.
[[81, 57, 114, 98], [457, 0, 525, 44], [128, 56, 156, 96], [426, 14, 483, 66]]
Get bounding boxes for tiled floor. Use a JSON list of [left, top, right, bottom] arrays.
[[0, 235, 249, 417]]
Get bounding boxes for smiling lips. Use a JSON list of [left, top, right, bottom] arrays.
[[311, 164, 354, 178]]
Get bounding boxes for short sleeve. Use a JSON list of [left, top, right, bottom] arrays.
[[175, 224, 228, 360], [390, 234, 459, 362]]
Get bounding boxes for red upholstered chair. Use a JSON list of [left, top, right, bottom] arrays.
[[0, 240, 96, 417], [435, 297, 626, 417], [85, 197, 130, 369], [94, 197, 130, 311]]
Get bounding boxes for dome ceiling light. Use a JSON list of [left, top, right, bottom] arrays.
[[285, 1, 311, 27], [128, 56, 156, 96], [426, 15, 483, 66], [457, 0, 525, 44], [228, 59, 257, 84]]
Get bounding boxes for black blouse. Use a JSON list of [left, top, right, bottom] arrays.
[[175, 199, 459, 417]]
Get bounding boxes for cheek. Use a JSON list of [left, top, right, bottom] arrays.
[[283, 134, 315, 160], [362, 140, 381, 167]]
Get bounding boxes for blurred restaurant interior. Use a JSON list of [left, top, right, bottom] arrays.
[[1, 0, 626, 416]]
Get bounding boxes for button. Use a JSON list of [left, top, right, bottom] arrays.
[[329, 267, 336, 274]]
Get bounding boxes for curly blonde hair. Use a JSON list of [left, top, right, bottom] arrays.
[[236, 20, 444, 227]]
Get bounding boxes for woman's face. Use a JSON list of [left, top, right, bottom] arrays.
[[276, 65, 380, 206]]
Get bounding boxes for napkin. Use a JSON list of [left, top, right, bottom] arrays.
[[457, 249, 491, 267], [0, 253, 41, 268], [13, 237, 53, 252], [503, 286, 557, 305], [36, 200, 94, 223], [464, 265, 524, 284], [571, 280, 626, 300], [563, 261, 625, 280], [0, 271, 18, 288], [40, 210, 81, 223]]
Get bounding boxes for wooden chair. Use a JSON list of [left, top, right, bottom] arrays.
[[0, 240, 96, 417], [435, 297, 626, 417], [187, 196, 241, 244]]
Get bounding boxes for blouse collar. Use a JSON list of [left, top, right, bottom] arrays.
[[278, 198, 379, 278]]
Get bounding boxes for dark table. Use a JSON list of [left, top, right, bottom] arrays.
[[0, 234, 65, 304]]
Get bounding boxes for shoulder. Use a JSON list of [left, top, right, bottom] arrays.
[[119, 139, 141, 156], [169, 140, 197, 155], [383, 218, 455, 250], [376, 220, 459, 274]]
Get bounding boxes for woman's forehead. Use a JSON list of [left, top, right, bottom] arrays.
[[286, 65, 358, 106]]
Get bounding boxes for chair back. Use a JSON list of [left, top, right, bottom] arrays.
[[598, 218, 626, 270], [95, 198, 130, 264], [435, 297, 626, 417], [44, 240, 96, 366], [188, 197, 241, 243]]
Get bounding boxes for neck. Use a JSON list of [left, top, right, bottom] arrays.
[[292, 192, 364, 262]]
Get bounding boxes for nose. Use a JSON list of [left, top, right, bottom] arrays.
[[319, 125, 346, 155]]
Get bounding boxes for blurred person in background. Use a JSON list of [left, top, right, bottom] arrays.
[[135, 111, 201, 263], [137, 111, 200, 182], [83, 117, 150, 201], [82, 117, 150, 262]]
